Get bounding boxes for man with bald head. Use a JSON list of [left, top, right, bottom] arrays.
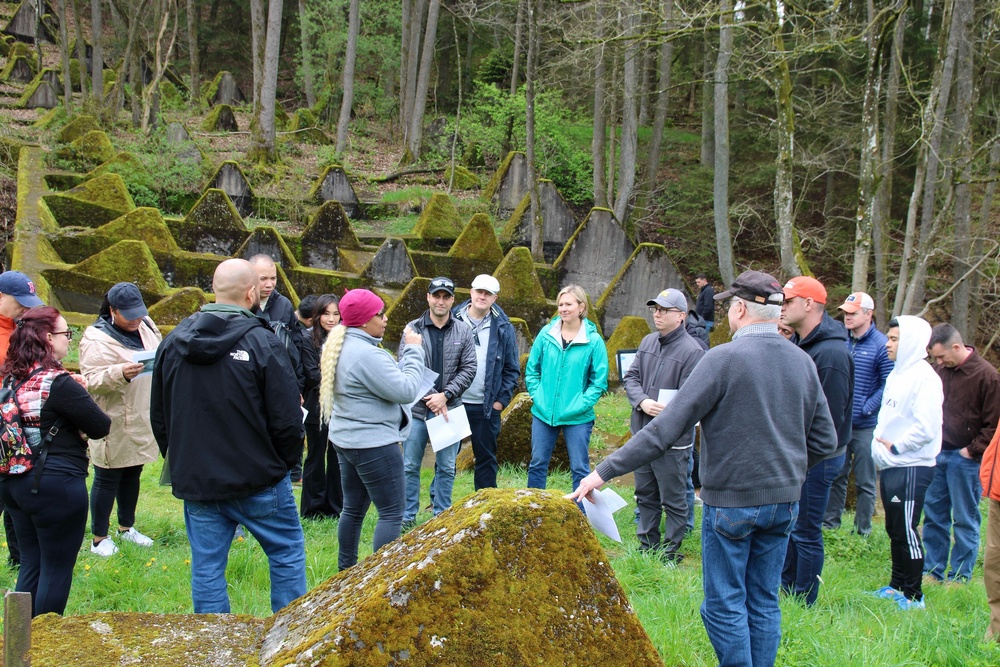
[[151, 259, 306, 613]]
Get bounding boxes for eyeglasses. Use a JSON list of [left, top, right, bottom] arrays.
[[51, 330, 73, 340], [376, 310, 386, 318], [648, 306, 681, 315]]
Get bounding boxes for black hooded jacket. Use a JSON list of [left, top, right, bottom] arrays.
[[793, 312, 855, 455], [150, 305, 302, 501]]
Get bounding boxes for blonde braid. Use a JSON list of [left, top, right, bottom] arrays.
[[318, 324, 347, 423]]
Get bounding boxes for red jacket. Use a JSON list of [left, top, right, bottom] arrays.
[[982, 427, 1000, 502]]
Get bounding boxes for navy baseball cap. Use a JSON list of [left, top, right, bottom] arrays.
[[107, 282, 148, 320], [0, 271, 43, 308]]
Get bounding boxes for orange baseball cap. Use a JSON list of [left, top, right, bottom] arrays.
[[782, 276, 827, 304]]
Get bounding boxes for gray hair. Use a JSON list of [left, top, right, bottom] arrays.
[[738, 298, 781, 321]]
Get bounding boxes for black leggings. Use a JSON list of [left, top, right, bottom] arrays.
[[90, 464, 143, 537], [301, 423, 343, 519], [0, 472, 88, 616]]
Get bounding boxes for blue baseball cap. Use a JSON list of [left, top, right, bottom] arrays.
[[0, 271, 44, 308]]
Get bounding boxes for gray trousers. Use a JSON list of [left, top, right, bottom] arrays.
[[634, 447, 691, 555], [823, 426, 877, 535]]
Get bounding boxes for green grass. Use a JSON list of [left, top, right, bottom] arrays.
[[2, 391, 999, 665]]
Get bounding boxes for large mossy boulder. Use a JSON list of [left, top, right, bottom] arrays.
[[201, 103, 238, 132], [168, 188, 248, 255], [496, 392, 569, 470], [447, 212, 503, 264], [444, 163, 479, 190], [148, 287, 210, 326], [42, 173, 136, 228], [263, 488, 661, 666], [57, 114, 101, 144], [98, 207, 179, 252], [411, 192, 463, 244], [605, 315, 652, 383], [57, 129, 117, 169]]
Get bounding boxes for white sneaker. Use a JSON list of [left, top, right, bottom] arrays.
[[118, 527, 154, 547], [91, 538, 118, 557]]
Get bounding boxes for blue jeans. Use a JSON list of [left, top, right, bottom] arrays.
[[527, 417, 592, 491], [923, 449, 984, 582], [184, 475, 306, 613], [702, 502, 798, 667], [402, 418, 460, 522], [781, 453, 843, 605], [686, 451, 696, 532], [335, 443, 405, 570]]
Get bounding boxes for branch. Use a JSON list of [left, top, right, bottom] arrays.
[[915, 240, 1000, 318]]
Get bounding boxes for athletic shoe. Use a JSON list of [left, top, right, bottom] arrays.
[[897, 596, 926, 611], [118, 527, 154, 547], [872, 585, 904, 602], [91, 539, 118, 557]]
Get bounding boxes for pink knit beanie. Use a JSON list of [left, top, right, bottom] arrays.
[[339, 289, 384, 327]]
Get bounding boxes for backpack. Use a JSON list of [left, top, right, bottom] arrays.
[[686, 310, 710, 347], [0, 368, 65, 491]]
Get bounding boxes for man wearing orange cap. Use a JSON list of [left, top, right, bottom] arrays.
[[824, 292, 892, 537], [780, 276, 854, 606]]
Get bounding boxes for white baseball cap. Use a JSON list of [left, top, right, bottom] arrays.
[[838, 292, 874, 313], [471, 274, 500, 295]]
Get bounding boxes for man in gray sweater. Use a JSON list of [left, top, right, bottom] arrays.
[[570, 270, 837, 667]]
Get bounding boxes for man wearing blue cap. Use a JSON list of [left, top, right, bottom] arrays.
[[0, 270, 45, 569]]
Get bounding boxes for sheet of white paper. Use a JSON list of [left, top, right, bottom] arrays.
[[582, 489, 622, 542], [132, 349, 156, 376], [600, 487, 629, 513], [401, 367, 439, 410], [426, 404, 472, 452], [301, 407, 308, 424], [877, 415, 911, 445], [657, 389, 678, 406]]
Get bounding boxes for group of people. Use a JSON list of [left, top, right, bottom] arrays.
[[571, 269, 1000, 666]]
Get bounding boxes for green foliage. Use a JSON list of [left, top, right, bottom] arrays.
[[458, 83, 592, 205], [106, 133, 208, 214], [476, 48, 514, 88]]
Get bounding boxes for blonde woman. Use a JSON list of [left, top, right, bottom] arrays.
[[318, 289, 425, 569], [525, 285, 608, 492]]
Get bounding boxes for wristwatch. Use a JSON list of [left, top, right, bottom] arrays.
[[889, 444, 899, 455], [444, 390, 455, 401]]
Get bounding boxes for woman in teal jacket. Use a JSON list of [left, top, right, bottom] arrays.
[[525, 285, 609, 492]]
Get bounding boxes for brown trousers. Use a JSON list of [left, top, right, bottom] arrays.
[[986, 499, 1000, 642]]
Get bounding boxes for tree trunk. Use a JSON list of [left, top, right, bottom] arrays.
[[247, 0, 283, 163], [947, 0, 975, 337], [187, 0, 199, 105], [335, 0, 360, 154], [56, 0, 72, 112], [249, 0, 266, 116], [90, 0, 103, 105], [713, 0, 735, 286], [639, 0, 674, 209], [637, 43, 652, 128], [592, 0, 608, 208], [141, 0, 178, 134], [612, 1, 641, 225], [399, 0, 411, 129], [406, 0, 441, 159], [501, 0, 525, 156], [968, 115, 1000, 339], [526, 0, 542, 261], [700, 36, 714, 168], [71, 0, 89, 98], [297, 0, 314, 108], [770, 0, 797, 279], [402, 0, 427, 147]]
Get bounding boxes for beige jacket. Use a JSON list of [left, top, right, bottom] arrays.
[[79, 318, 162, 468]]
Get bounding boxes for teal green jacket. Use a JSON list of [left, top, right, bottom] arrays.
[[525, 317, 609, 426]]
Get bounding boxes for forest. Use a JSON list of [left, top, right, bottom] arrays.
[[5, 0, 1000, 351]]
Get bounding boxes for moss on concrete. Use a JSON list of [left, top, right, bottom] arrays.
[[287, 107, 317, 131], [208, 160, 257, 198], [98, 207, 179, 252], [234, 226, 299, 269], [42, 173, 136, 228], [605, 316, 651, 383], [57, 114, 100, 143], [57, 129, 117, 168], [201, 104, 238, 132], [0, 134, 29, 170], [148, 287, 209, 325], [411, 192, 463, 242], [1, 54, 34, 82], [262, 488, 661, 666], [167, 188, 248, 254], [493, 246, 546, 305], [73, 240, 170, 294], [498, 191, 530, 245], [444, 164, 479, 190], [482, 150, 520, 202], [447, 212, 503, 264]]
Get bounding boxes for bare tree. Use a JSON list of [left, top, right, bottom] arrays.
[[249, 0, 266, 115], [592, 0, 608, 207], [91, 0, 103, 106], [56, 0, 73, 112], [641, 0, 675, 207], [247, 0, 283, 163], [72, 0, 89, 97], [141, 0, 179, 133], [187, 0, 199, 105], [713, 0, 735, 285], [526, 0, 543, 261], [405, 0, 441, 160], [612, 0, 641, 224], [297, 0, 314, 108], [336, 0, 360, 154]]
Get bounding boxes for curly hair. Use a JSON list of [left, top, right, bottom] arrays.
[[0, 306, 65, 380], [318, 324, 347, 423]]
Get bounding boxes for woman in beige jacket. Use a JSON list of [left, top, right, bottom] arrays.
[[79, 283, 162, 557]]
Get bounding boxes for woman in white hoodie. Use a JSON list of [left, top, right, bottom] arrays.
[[870, 315, 943, 610]]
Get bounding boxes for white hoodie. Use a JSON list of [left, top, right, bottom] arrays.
[[871, 315, 943, 470]]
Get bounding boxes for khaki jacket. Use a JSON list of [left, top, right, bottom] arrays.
[[80, 318, 162, 468]]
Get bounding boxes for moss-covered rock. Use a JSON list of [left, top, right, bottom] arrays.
[[235, 226, 298, 269], [152, 248, 227, 292], [0, 134, 29, 170], [201, 71, 246, 106], [16, 77, 58, 108], [57, 114, 101, 144], [496, 393, 571, 469], [605, 316, 652, 383], [1, 54, 35, 83], [306, 165, 361, 217], [147, 287, 210, 326], [447, 212, 503, 264], [167, 188, 248, 255], [359, 237, 416, 287], [56, 129, 117, 169], [32, 105, 66, 129], [297, 200, 361, 269], [262, 488, 660, 666], [287, 107, 317, 131], [284, 266, 371, 303], [42, 173, 136, 228], [444, 163, 479, 190], [20, 611, 265, 667], [493, 246, 546, 305], [201, 104, 238, 132], [97, 207, 179, 252], [411, 192, 463, 242], [159, 79, 185, 110]]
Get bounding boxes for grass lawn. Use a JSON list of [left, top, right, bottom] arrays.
[[1, 391, 998, 665]]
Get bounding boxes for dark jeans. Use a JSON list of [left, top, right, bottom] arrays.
[[466, 402, 502, 490], [335, 442, 405, 571], [823, 426, 877, 535], [301, 423, 343, 519], [91, 464, 143, 537], [881, 465, 935, 601], [3, 504, 18, 565], [0, 472, 88, 616], [634, 447, 690, 555], [782, 453, 845, 605]]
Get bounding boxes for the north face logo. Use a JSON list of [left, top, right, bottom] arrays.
[[230, 350, 250, 362]]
